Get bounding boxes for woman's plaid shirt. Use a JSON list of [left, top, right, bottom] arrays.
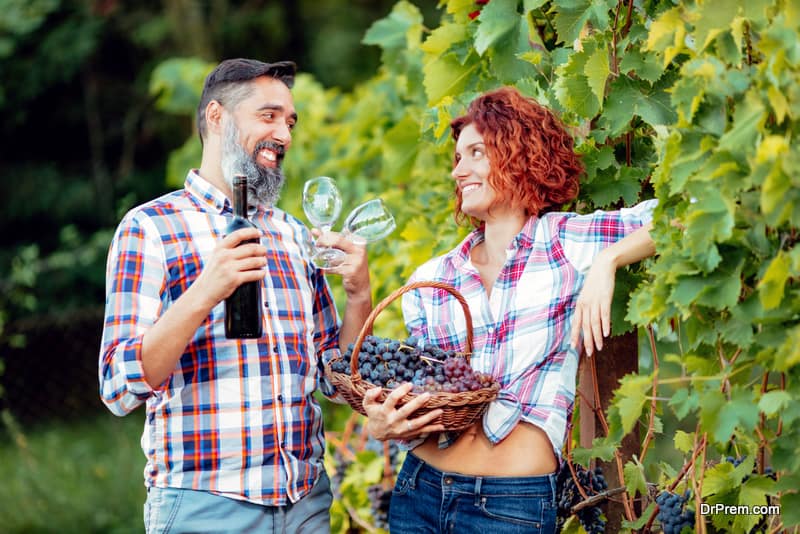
[[99, 171, 339, 505], [401, 200, 657, 456]]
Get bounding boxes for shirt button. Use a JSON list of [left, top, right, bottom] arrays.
[[487, 326, 495, 333], [444, 477, 453, 485], [264, 301, 269, 308], [277, 394, 283, 402]]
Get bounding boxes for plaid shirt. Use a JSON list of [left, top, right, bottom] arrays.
[[401, 200, 657, 456], [99, 171, 340, 506]]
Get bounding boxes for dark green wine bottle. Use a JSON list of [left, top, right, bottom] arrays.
[[224, 174, 263, 338]]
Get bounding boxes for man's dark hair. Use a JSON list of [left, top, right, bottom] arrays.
[[196, 58, 296, 145]]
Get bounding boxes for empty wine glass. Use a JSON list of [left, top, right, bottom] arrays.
[[302, 176, 345, 269], [324, 198, 396, 269], [342, 198, 396, 245]]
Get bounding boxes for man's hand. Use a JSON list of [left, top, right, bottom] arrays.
[[313, 230, 370, 300], [192, 228, 267, 309], [362, 383, 445, 441]]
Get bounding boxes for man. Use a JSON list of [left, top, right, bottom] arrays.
[[99, 58, 371, 533]]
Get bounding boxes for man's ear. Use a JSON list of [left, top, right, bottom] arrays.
[[205, 100, 224, 136]]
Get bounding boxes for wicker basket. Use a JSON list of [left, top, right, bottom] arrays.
[[326, 280, 500, 432]]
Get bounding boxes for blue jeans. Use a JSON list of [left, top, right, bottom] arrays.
[[143, 471, 332, 533], [389, 453, 557, 533]]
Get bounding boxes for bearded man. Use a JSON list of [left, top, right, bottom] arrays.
[[99, 59, 372, 533]]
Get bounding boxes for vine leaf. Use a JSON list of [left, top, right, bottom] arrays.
[[474, 0, 519, 56]]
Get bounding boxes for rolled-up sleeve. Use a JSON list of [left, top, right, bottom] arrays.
[[560, 198, 658, 273], [98, 212, 165, 416], [312, 268, 342, 399]]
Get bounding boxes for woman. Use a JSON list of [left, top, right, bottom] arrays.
[[362, 87, 657, 533]]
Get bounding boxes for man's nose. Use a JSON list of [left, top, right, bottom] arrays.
[[272, 121, 292, 145]]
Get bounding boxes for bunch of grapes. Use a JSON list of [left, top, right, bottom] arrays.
[[367, 483, 392, 531], [329, 334, 495, 393], [555, 462, 608, 533], [724, 455, 776, 480], [655, 490, 694, 534]]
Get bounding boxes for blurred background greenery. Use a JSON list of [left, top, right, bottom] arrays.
[[0, 1, 441, 531]]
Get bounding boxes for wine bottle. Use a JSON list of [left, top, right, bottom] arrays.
[[224, 174, 263, 338]]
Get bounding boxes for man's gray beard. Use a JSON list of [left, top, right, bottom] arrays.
[[220, 118, 285, 209]]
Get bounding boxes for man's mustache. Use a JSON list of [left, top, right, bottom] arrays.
[[253, 141, 285, 164]]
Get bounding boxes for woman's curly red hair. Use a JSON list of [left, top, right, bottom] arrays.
[[450, 87, 583, 226]]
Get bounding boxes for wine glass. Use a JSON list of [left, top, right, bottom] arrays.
[[302, 177, 345, 269], [342, 198, 396, 245], [324, 198, 396, 269]]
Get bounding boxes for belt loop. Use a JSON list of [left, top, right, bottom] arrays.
[[408, 454, 425, 490], [473, 476, 483, 507]]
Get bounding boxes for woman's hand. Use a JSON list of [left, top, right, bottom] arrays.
[[570, 251, 616, 358], [362, 383, 446, 441]]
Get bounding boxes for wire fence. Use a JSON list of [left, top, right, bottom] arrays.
[[1, 307, 105, 425]]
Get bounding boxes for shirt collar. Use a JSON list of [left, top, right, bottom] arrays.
[[185, 170, 229, 214], [184, 170, 270, 217], [446, 215, 538, 269]]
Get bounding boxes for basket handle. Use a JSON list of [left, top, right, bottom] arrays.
[[348, 281, 474, 379]]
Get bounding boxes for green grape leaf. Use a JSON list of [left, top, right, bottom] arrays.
[[382, 116, 420, 183], [619, 50, 665, 84], [363, 0, 423, 51], [150, 57, 215, 115], [718, 90, 766, 155], [524, 0, 548, 12], [489, 17, 537, 83], [552, 0, 590, 45], [781, 492, 800, 527], [421, 23, 468, 55], [758, 390, 793, 416], [474, 0, 520, 56], [669, 388, 699, 420], [623, 460, 648, 498], [422, 53, 479, 106], [693, 0, 741, 50], [612, 373, 651, 435], [758, 251, 790, 310], [701, 387, 759, 445], [584, 44, 610, 105]]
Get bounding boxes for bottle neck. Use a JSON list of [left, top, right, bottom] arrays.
[[232, 180, 248, 217]]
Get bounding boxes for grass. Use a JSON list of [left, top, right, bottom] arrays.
[[0, 410, 145, 533]]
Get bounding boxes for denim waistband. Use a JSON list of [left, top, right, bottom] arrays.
[[403, 452, 556, 497]]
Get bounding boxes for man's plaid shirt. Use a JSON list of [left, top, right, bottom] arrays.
[[99, 171, 339, 505]]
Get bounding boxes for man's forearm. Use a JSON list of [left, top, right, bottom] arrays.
[[140, 285, 215, 388], [602, 222, 655, 269]]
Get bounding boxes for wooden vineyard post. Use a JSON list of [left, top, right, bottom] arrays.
[[577, 330, 641, 532]]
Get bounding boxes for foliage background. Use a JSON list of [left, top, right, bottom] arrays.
[[1, 0, 799, 532]]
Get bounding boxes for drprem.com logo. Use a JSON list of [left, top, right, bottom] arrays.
[[699, 503, 781, 516]]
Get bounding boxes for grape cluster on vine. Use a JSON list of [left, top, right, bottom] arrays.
[[655, 490, 694, 534], [330, 334, 495, 393], [555, 461, 608, 533], [367, 483, 392, 531]]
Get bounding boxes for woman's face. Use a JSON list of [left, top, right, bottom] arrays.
[[452, 124, 497, 220]]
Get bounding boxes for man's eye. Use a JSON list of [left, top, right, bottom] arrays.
[[263, 113, 273, 120]]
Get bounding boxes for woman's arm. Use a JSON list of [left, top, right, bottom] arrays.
[[569, 222, 655, 357]]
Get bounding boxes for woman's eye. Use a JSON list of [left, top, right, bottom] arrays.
[[472, 148, 483, 158]]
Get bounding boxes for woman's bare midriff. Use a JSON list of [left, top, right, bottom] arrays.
[[411, 421, 558, 476]]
